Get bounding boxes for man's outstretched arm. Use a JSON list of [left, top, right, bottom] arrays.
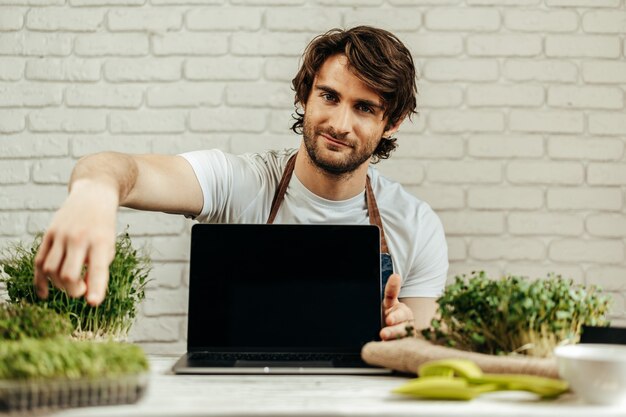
[[34, 152, 203, 306]]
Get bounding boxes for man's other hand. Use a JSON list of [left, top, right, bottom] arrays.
[[380, 273, 415, 340], [33, 180, 118, 306]]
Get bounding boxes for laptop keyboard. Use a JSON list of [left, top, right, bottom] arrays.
[[188, 352, 361, 363]]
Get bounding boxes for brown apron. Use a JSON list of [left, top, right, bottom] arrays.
[[266, 153, 394, 293]]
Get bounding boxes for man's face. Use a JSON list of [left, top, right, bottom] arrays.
[[302, 54, 395, 176]]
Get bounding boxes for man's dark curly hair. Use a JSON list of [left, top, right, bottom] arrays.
[[291, 26, 418, 163]]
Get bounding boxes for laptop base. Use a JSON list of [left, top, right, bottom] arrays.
[[172, 353, 392, 375]]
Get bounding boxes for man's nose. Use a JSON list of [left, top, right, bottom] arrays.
[[328, 104, 352, 136]]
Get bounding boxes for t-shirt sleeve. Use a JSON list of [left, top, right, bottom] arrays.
[[398, 204, 449, 299], [179, 149, 266, 223]]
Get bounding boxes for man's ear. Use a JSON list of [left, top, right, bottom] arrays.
[[383, 117, 405, 138]]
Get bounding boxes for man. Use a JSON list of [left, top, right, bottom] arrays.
[[34, 26, 448, 341]]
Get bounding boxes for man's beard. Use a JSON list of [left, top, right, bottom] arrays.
[[302, 117, 378, 176]]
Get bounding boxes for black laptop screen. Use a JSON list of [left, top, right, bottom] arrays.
[[187, 224, 382, 352]]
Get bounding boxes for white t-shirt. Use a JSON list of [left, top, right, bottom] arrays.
[[180, 148, 448, 298]]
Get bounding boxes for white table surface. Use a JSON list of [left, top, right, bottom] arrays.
[[44, 356, 626, 417]]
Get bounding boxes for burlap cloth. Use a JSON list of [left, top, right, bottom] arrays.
[[361, 338, 559, 379]]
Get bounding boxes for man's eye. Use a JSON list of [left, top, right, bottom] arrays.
[[357, 104, 373, 114], [321, 93, 336, 102]]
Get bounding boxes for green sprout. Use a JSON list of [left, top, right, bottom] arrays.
[[405, 324, 415, 338], [0, 337, 149, 380], [0, 302, 73, 341], [0, 231, 150, 340], [421, 271, 612, 357]]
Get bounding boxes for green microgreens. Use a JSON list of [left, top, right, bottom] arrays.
[[0, 337, 149, 380], [0, 302, 73, 341], [421, 271, 611, 357], [0, 230, 150, 340]]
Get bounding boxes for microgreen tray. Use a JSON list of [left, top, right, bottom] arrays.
[[0, 372, 148, 412]]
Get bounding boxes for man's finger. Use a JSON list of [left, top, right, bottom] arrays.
[[41, 238, 66, 286], [383, 273, 402, 309], [59, 239, 89, 298], [34, 233, 54, 299], [379, 322, 414, 341], [385, 304, 413, 326], [34, 272, 49, 299], [85, 243, 113, 306]]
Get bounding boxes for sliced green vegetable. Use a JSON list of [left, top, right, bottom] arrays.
[[468, 374, 569, 398], [393, 359, 569, 401], [419, 359, 483, 379], [393, 376, 498, 401]]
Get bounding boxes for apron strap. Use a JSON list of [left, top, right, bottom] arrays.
[[266, 153, 297, 225], [365, 175, 389, 254], [267, 152, 390, 254]]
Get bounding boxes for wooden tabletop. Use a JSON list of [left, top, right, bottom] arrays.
[[47, 356, 626, 417]]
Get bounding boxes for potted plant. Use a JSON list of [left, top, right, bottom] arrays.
[[0, 231, 150, 340], [421, 271, 612, 357], [0, 303, 149, 411], [0, 231, 151, 411]]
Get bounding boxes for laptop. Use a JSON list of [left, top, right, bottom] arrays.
[[173, 223, 390, 375], [581, 325, 626, 345]]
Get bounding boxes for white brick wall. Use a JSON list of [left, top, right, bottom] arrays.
[[0, 1, 625, 353]]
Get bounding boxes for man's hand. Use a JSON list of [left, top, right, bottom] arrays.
[[34, 179, 118, 306], [380, 273, 415, 340]]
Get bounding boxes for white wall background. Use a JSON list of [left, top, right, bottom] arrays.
[[0, 0, 625, 354]]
